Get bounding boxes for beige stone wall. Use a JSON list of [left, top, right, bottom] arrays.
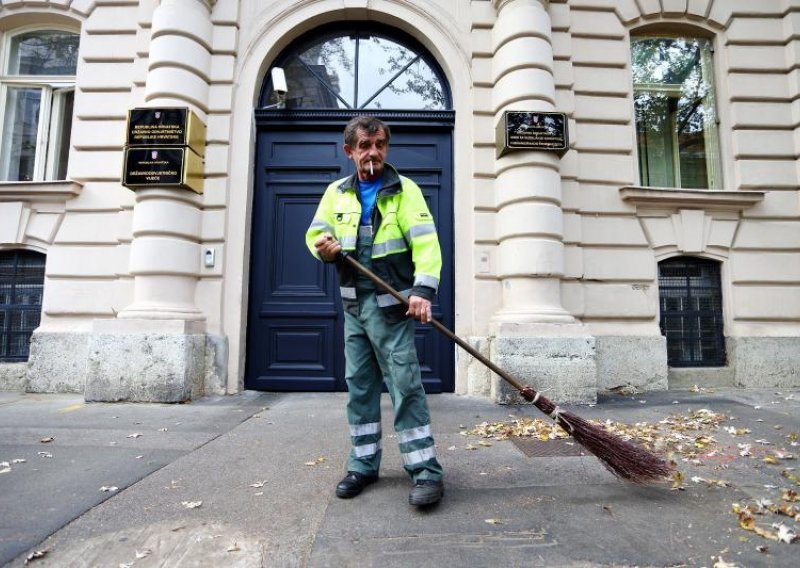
[[2, 0, 798, 394], [553, 0, 800, 345]]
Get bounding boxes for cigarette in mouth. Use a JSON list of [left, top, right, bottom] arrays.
[[369, 161, 374, 176]]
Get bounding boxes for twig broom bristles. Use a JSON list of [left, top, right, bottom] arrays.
[[342, 254, 674, 484]]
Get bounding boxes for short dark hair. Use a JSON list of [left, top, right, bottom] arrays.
[[343, 116, 391, 147]]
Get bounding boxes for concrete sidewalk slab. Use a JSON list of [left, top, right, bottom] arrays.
[[0, 391, 272, 566], [4, 389, 800, 567]]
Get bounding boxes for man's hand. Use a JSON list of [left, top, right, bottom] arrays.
[[314, 233, 341, 262], [406, 295, 432, 324]]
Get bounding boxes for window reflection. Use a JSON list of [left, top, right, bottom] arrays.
[[266, 29, 449, 110]]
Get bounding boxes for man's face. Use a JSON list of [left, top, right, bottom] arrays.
[[344, 127, 388, 181]]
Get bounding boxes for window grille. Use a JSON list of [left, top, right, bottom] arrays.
[[0, 250, 45, 361], [658, 257, 725, 367]]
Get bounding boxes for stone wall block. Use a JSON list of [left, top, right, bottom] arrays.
[[129, 237, 199, 276], [27, 331, 89, 394], [687, 0, 711, 19], [661, 0, 687, 16], [84, 5, 139, 33], [731, 337, 800, 387], [145, 67, 210, 111], [495, 165, 561, 206], [571, 38, 628, 68], [735, 159, 798, 190], [74, 91, 131, 120], [573, 66, 629, 96], [583, 248, 655, 281], [78, 61, 134, 91], [80, 33, 137, 62], [734, 286, 800, 320], [71, 119, 126, 150], [636, 0, 661, 17], [212, 25, 238, 54], [211, 0, 239, 25], [583, 283, 657, 318], [497, 238, 564, 276], [149, 35, 212, 80], [131, 198, 201, 240], [493, 2, 551, 52], [493, 37, 553, 81], [731, 252, 800, 283], [0, 363, 27, 391], [726, 18, 784, 43], [595, 336, 667, 391], [569, 9, 625, 38], [151, 1, 213, 49], [68, 150, 124, 181], [493, 68, 556, 110], [490, 335, 597, 404], [85, 332, 205, 402], [497, 201, 563, 238], [573, 122, 632, 152]]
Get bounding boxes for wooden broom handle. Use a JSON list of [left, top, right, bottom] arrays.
[[341, 253, 532, 397]]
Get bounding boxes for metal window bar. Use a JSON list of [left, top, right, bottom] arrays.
[[658, 258, 725, 367], [0, 250, 45, 362]]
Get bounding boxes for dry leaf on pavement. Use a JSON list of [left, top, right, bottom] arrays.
[[181, 500, 202, 509]]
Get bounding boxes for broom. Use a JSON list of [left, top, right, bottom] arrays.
[[341, 253, 674, 484]]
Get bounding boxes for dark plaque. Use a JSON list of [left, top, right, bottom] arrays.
[[123, 147, 204, 194], [126, 107, 206, 156], [497, 111, 568, 156]]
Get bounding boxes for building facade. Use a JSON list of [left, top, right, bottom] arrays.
[[0, 0, 798, 403]]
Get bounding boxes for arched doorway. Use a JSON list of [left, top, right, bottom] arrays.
[[245, 24, 455, 393]]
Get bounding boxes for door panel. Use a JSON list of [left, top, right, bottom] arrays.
[[246, 123, 454, 392]]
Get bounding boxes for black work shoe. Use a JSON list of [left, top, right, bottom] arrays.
[[409, 479, 444, 507], [335, 471, 378, 499]]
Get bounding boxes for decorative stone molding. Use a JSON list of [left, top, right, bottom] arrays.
[[0, 181, 83, 247], [621, 186, 765, 259], [0, 181, 82, 203], [619, 186, 765, 212]]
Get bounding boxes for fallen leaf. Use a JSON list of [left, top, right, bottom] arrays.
[[249, 481, 266, 488], [254, 491, 264, 496], [303, 457, 326, 466], [447, 445, 456, 451], [671, 470, 685, 490], [99, 486, 119, 492], [37, 452, 53, 458], [181, 500, 202, 509], [781, 489, 799, 502], [135, 549, 152, 559], [756, 545, 768, 553], [39, 437, 54, 444], [763, 456, 780, 465], [158, 428, 168, 432], [127, 433, 142, 439], [484, 518, 504, 525], [713, 557, 738, 568], [12, 458, 26, 464], [478, 441, 492, 447], [774, 523, 797, 544], [24, 549, 48, 564]]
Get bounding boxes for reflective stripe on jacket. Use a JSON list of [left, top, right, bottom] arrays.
[[305, 163, 442, 320]]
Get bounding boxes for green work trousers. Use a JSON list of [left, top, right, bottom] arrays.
[[343, 227, 443, 482]]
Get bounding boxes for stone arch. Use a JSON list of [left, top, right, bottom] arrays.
[[223, 0, 472, 391], [612, 0, 758, 30]]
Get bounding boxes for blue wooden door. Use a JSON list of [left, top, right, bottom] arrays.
[[246, 118, 454, 392]]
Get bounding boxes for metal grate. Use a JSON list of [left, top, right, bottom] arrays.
[[510, 437, 587, 458], [0, 250, 45, 362], [658, 257, 725, 367]]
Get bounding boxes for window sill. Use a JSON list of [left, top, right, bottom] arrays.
[[619, 186, 764, 211], [0, 180, 82, 203]]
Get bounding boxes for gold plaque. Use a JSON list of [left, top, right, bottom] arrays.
[[126, 107, 207, 157], [122, 147, 204, 194]]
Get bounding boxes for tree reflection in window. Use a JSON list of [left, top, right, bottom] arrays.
[[263, 28, 449, 110], [632, 36, 722, 189]]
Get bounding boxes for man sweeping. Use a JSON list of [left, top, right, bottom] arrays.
[[305, 115, 444, 507]]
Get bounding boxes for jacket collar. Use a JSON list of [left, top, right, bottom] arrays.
[[337, 162, 402, 197]]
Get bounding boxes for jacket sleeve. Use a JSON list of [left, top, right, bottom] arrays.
[[397, 177, 442, 300], [305, 183, 337, 262]]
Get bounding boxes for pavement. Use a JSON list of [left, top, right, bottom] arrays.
[[1, 387, 799, 567]]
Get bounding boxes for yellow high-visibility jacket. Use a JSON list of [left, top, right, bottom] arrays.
[[306, 163, 442, 321]]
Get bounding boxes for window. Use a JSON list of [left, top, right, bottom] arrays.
[[658, 257, 725, 367], [0, 29, 79, 182], [261, 25, 450, 110], [632, 36, 722, 189], [0, 250, 45, 362]]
